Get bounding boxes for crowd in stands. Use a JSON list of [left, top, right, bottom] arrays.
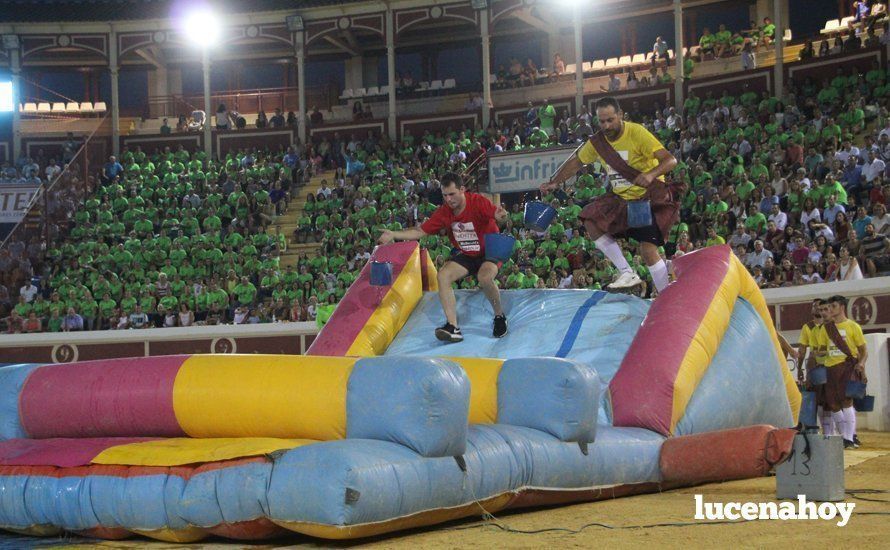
[[4, 14, 890, 333]]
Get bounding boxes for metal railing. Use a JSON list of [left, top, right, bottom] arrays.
[[147, 84, 340, 119]]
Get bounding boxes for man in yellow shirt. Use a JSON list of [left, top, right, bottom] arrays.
[[541, 97, 679, 291], [798, 299, 834, 435], [814, 295, 867, 448]]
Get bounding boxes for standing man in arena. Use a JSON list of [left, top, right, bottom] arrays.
[[378, 172, 509, 342], [816, 295, 867, 448], [540, 97, 680, 292], [797, 299, 825, 382]]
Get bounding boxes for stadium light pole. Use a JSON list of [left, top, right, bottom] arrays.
[[184, 8, 221, 160], [202, 47, 212, 160], [4, 37, 22, 162]]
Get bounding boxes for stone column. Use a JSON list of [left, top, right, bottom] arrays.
[[573, 11, 583, 114], [10, 47, 21, 162], [674, 0, 684, 110], [386, 9, 397, 140], [481, 7, 492, 127], [295, 32, 307, 145], [109, 30, 120, 156], [773, 0, 784, 98]]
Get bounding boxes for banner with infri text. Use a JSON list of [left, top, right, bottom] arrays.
[[487, 146, 576, 193]]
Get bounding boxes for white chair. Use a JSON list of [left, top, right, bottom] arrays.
[[582, 62, 593, 72], [417, 81, 430, 90], [690, 45, 701, 57], [379, 85, 390, 95], [681, 47, 688, 56], [666, 49, 674, 60], [631, 53, 646, 66], [821, 19, 840, 34], [37, 103, 51, 113], [79, 102, 94, 113], [564, 63, 576, 74], [443, 78, 456, 89], [22, 102, 37, 114], [839, 16, 855, 28], [65, 102, 80, 113], [783, 28, 792, 42], [605, 57, 619, 69], [93, 101, 107, 113], [618, 55, 632, 67], [353, 88, 366, 98], [366, 86, 380, 96], [339, 89, 353, 99], [591, 59, 605, 71], [51, 102, 67, 113], [429, 80, 443, 91]]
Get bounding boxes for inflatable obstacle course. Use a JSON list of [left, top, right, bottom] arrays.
[[0, 244, 799, 541]]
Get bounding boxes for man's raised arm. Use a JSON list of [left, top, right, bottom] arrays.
[[540, 144, 585, 193], [378, 227, 427, 245]]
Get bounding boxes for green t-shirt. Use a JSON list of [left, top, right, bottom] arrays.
[[233, 282, 257, 305]]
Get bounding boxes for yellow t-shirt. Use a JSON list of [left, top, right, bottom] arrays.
[[799, 322, 824, 365], [576, 122, 666, 200], [813, 319, 865, 368]]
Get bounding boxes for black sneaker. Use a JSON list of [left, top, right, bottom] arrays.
[[853, 434, 862, 447], [493, 315, 507, 338], [843, 439, 856, 450], [435, 323, 463, 343]]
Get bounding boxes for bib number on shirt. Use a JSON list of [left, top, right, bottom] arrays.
[[606, 150, 632, 192], [828, 329, 847, 358], [452, 221, 480, 252]]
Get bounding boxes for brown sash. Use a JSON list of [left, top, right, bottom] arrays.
[[823, 321, 857, 364], [588, 130, 642, 183]]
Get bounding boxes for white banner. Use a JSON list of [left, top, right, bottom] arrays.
[[0, 184, 41, 222], [487, 146, 576, 193]]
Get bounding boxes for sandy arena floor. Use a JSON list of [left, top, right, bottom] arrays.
[[4, 431, 889, 549]]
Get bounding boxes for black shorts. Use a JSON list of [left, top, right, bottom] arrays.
[[626, 224, 665, 246], [449, 253, 499, 276]]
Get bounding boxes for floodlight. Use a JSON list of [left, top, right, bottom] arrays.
[[0, 82, 13, 113], [286, 15, 304, 32], [183, 8, 221, 47]]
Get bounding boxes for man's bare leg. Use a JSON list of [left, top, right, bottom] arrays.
[[437, 261, 469, 326], [477, 262, 504, 317]]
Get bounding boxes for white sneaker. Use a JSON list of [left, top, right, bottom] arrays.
[[608, 271, 643, 289]]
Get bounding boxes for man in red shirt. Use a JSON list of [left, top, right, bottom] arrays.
[[378, 172, 509, 342], [784, 138, 804, 171]]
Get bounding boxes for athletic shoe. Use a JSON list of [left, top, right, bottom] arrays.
[[843, 439, 856, 450], [435, 323, 463, 343], [493, 315, 508, 338], [853, 434, 862, 447], [608, 271, 643, 289]]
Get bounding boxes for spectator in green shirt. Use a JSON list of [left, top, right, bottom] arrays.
[[233, 276, 258, 307]]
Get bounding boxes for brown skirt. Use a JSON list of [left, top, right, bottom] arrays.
[[579, 181, 682, 241], [815, 361, 855, 412]]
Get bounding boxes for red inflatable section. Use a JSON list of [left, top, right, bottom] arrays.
[[659, 425, 796, 485]]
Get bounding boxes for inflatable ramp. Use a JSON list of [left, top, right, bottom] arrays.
[[0, 245, 800, 541]]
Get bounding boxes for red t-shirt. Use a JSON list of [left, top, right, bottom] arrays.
[[421, 192, 498, 257]]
